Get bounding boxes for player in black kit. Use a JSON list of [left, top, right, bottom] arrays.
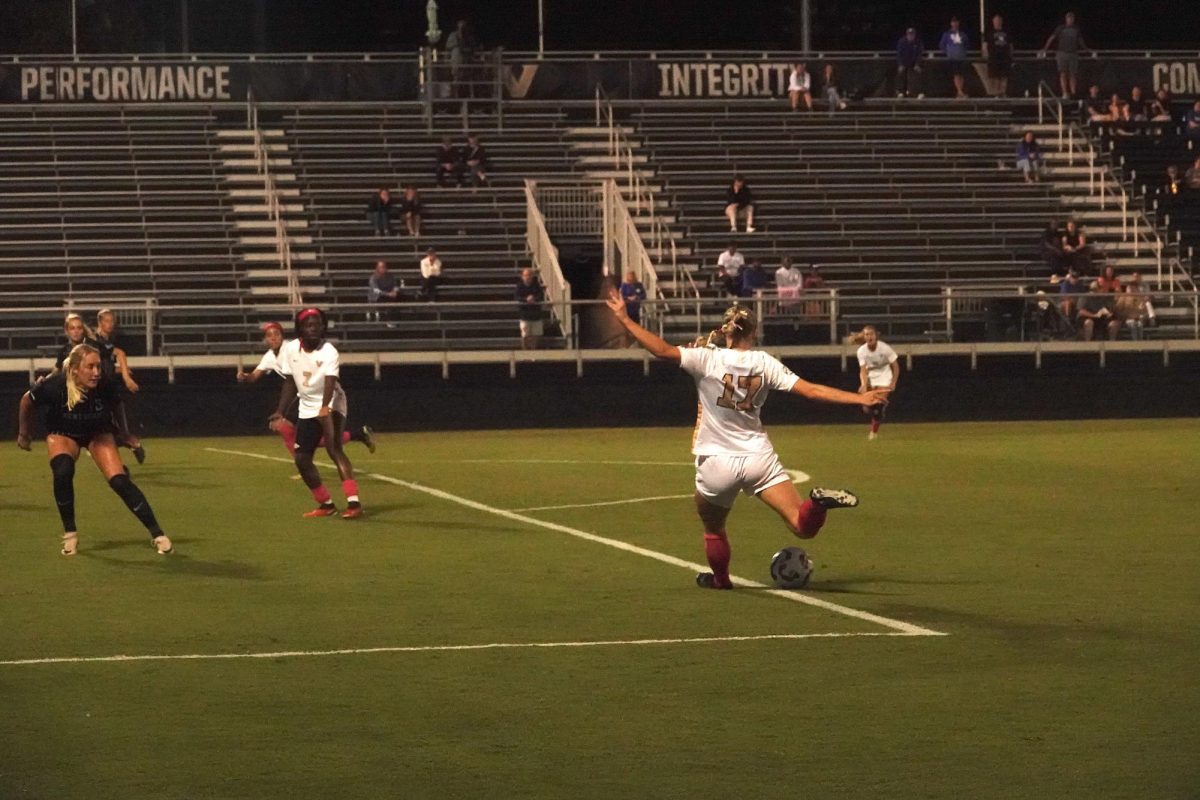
[[17, 343, 172, 557]]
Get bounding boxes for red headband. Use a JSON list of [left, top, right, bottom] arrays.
[[261, 322, 283, 333], [296, 308, 322, 324]]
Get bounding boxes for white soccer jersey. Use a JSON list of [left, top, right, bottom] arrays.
[[679, 346, 800, 456], [857, 341, 899, 387], [254, 344, 287, 378], [277, 339, 347, 419]]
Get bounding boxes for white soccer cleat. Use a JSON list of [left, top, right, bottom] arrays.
[[61, 532, 78, 556], [152, 535, 173, 555], [868, 431, 878, 441]]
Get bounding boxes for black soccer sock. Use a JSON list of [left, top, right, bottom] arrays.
[[50, 454, 77, 533], [107, 473, 163, 537]]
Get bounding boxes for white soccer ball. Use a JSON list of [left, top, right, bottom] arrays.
[[769, 546, 814, 589]]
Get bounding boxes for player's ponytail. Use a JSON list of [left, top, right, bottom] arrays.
[[720, 305, 757, 342], [63, 343, 99, 411]]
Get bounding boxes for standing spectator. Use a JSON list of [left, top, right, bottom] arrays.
[[1185, 156, 1200, 190], [1084, 85, 1108, 121], [774, 256, 803, 308], [1042, 220, 1066, 275], [1149, 88, 1174, 122], [515, 268, 545, 350], [1040, 11, 1091, 99], [367, 261, 399, 325], [445, 19, 476, 99], [724, 175, 756, 233], [939, 17, 970, 99], [1185, 101, 1200, 143], [821, 64, 848, 115], [366, 188, 393, 237], [419, 247, 443, 301], [397, 185, 423, 238], [619, 270, 647, 325], [715, 243, 745, 296], [983, 14, 1013, 98], [802, 264, 826, 318], [895, 27, 924, 98], [435, 137, 463, 187], [1076, 281, 1119, 341], [787, 62, 813, 112], [1062, 219, 1092, 273], [464, 133, 489, 187], [740, 260, 769, 298], [1016, 131, 1045, 183]]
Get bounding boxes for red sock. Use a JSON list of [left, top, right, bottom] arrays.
[[277, 420, 297, 454], [342, 479, 359, 502], [703, 532, 732, 587], [870, 418, 881, 434], [795, 499, 827, 539], [341, 430, 352, 444], [311, 485, 332, 505]]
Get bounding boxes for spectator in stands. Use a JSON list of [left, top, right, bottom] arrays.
[[1061, 219, 1092, 273], [446, 19, 477, 99], [1084, 85, 1108, 121], [1186, 101, 1200, 143], [1042, 220, 1066, 274], [939, 17, 970, 99], [1116, 271, 1155, 338], [367, 260, 399, 325], [464, 133, 489, 187], [1161, 165, 1183, 209], [775, 256, 803, 308], [1040, 11, 1091, 99], [366, 188, 393, 237], [1127, 86, 1149, 121], [740, 260, 770, 298], [397, 186, 423, 238], [1097, 264, 1121, 293], [435, 137, 464, 187], [419, 247, 443, 301], [895, 27, 924, 98], [1149, 88, 1174, 122], [724, 175, 756, 234], [1016, 131, 1045, 183], [787, 63, 813, 112], [821, 64, 848, 115], [1185, 156, 1200, 190], [715, 243, 745, 296], [619, 270, 647, 325], [802, 264, 826, 317], [1058, 268, 1086, 319], [1105, 93, 1134, 136], [515, 267, 545, 350], [983, 14, 1013, 98], [1076, 280, 1120, 340]]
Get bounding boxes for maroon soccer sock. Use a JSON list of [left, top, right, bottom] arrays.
[[795, 499, 826, 539], [342, 479, 359, 504], [277, 420, 297, 454], [703, 532, 732, 587], [870, 418, 882, 434]]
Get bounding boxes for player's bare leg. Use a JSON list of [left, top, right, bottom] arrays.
[[758, 482, 858, 541], [694, 491, 734, 589], [46, 434, 82, 555], [89, 433, 172, 554], [294, 448, 336, 517]]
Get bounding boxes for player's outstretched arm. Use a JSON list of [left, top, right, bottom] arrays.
[[791, 378, 890, 408], [16, 393, 34, 450], [604, 290, 680, 362]]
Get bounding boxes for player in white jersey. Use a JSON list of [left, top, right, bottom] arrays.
[[268, 308, 364, 519], [607, 294, 889, 590], [853, 326, 900, 441], [238, 321, 375, 456]]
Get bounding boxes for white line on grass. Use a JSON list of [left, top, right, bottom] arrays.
[[204, 448, 945, 637], [0, 632, 922, 668], [512, 469, 812, 512], [386, 458, 695, 466]]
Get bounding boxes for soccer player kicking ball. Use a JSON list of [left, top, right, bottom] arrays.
[[269, 308, 364, 519], [606, 293, 889, 590]]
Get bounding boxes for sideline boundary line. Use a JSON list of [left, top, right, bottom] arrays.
[[205, 447, 946, 637], [1, 632, 920, 668]]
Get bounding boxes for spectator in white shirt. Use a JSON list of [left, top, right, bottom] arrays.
[[419, 247, 443, 301], [774, 256, 803, 309], [788, 63, 813, 111], [715, 243, 745, 297]]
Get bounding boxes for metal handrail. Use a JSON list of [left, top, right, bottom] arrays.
[[523, 180, 574, 341]]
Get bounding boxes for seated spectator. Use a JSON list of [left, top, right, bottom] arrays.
[[397, 185, 423, 238], [724, 175, 756, 233], [1057, 268, 1086, 319], [774, 256, 803, 307], [787, 62, 813, 112], [1096, 264, 1121, 293], [515, 267, 545, 350], [1061, 219, 1092, 273], [366, 188, 393, 236], [939, 17, 970, 99], [419, 247, 443, 301], [1185, 156, 1200, 190], [1076, 280, 1120, 341], [895, 27, 924, 98], [1016, 131, 1045, 183], [464, 133, 489, 187], [1032, 290, 1074, 339], [821, 64, 848, 115], [1042, 220, 1066, 274], [740, 260, 769, 297], [1106, 93, 1134, 136], [1161, 164, 1183, 207], [435, 137, 464, 187], [1186, 101, 1200, 142], [1117, 272, 1156, 339], [1085, 85, 1108, 121], [619, 270, 647, 325], [1149, 88, 1174, 122], [367, 260, 399, 325], [714, 243, 745, 296], [1126, 86, 1149, 121], [802, 264, 826, 317]]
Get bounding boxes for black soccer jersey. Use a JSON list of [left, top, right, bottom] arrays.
[[54, 337, 112, 374], [29, 373, 120, 439]]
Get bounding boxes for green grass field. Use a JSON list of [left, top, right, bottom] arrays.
[[2, 420, 1198, 799]]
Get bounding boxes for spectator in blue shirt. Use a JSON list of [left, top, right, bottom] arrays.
[[1185, 101, 1200, 142], [619, 271, 647, 325], [739, 260, 770, 298], [1016, 131, 1045, 183], [896, 27, 924, 98], [939, 17, 970, 99]]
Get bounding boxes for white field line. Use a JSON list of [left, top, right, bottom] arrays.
[[0, 632, 921, 668], [205, 448, 945, 637], [386, 459, 695, 466], [513, 468, 812, 513]]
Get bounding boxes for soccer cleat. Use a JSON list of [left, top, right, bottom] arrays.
[[695, 572, 733, 590], [152, 534, 173, 555], [133, 445, 146, 465], [342, 503, 364, 520], [810, 487, 859, 510], [303, 504, 338, 518], [868, 431, 878, 441], [360, 425, 377, 454], [61, 532, 78, 556]]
